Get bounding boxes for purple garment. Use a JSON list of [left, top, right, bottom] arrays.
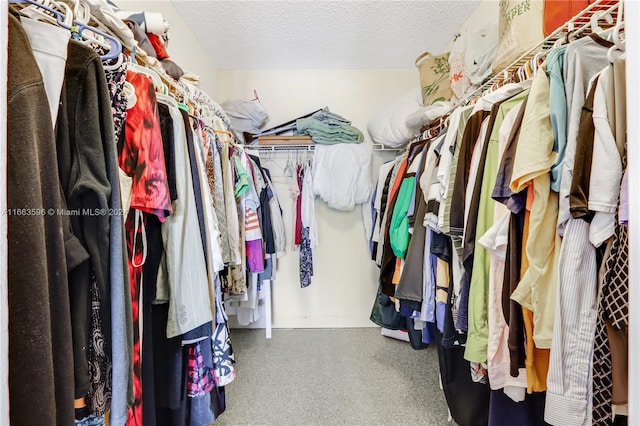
[[189, 336, 226, 426], [619, 169, 628, 225], [187, 343, 216, 398], [246, 239, 265, 273], [294, 166, 303, 245]]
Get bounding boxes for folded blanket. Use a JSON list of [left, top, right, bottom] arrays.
[[296, 115, 364, 144]]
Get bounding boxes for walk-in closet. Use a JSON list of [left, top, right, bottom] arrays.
[[1, 0, 639, 425]]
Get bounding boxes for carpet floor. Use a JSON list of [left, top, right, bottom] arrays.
[[212, 328, 450, 426]]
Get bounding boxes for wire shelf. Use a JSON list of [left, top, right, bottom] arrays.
[[416, 0, 620, 140], [244, 143, 401, 152]]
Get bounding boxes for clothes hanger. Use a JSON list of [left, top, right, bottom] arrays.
[[261, 149, 275, 163], [529, 51, 544, 77], [62, 0, 124, 61], [516, 64, 525, 83], [139, 60, 182, 103], [101, 52, 123, 71], [127, 52, 164, 90], [176, 102, 190, 113], [68, 0, 109, 47], [284, 152, 293, 178], [214, 129, 235, 139], [553, 31, 566, 49], [607, 0, 624, 63], [68, 0, 125, 71], [12, 0, 74, 27], [590, 7, 615, 37], [9, 0, 122, 61], [214, 129, 237, 150], [123, 80, 136, 110]]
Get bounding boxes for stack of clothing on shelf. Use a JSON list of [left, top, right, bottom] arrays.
[[294, 108, 364, 145]]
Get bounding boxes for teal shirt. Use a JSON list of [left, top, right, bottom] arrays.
[[547, 45, 568, 192]]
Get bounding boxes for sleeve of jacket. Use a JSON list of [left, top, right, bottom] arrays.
[[66, 44, 114, 350]]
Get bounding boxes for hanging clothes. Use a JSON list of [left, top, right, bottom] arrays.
[[6, 14, 77, 426], [300, 163, 317, 287], [368, 11, 629, 425], [120, 69, 173, 426]]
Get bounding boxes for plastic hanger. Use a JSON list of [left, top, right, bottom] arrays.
[[123, 81, 136, 110], [607, 0, 625, 62], [102, 53, 123, 71], [520, 63, 528, 81], [284, 152, 293, 178], [69, 0, 124, 71], [214, 129, 236, 148], [590, 9, 614, 33], [552, 21, 574, 49], [127, 58, 164, 90], [69, 0, 110, 48], [176, 102, 190, 113], [9, 0, 122, 61], [214, 129, 235, 139], [553, 31, 566, 49], [12, 0, 74, 28]]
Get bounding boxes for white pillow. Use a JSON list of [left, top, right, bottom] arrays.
[[405, 101, 453, 133], [367, 89, 423, 148]]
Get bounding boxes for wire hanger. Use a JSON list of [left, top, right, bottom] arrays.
[[9, 0, 122, 61]]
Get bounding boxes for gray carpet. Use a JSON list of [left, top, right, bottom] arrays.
[[213, 328, 450, 426]]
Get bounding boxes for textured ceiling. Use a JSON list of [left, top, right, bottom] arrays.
[[171, 0, 480, 70]]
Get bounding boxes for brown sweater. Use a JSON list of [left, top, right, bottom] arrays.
[[7, 14, 78, 425]]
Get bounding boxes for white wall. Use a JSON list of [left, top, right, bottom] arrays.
[[219, 69, 416, 328], [117, 0, 219, 98]]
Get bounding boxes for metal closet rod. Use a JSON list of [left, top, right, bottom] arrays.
[[246, 143, 400, 152]]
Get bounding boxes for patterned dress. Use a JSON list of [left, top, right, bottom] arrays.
[[119, 70, 172, 426]]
